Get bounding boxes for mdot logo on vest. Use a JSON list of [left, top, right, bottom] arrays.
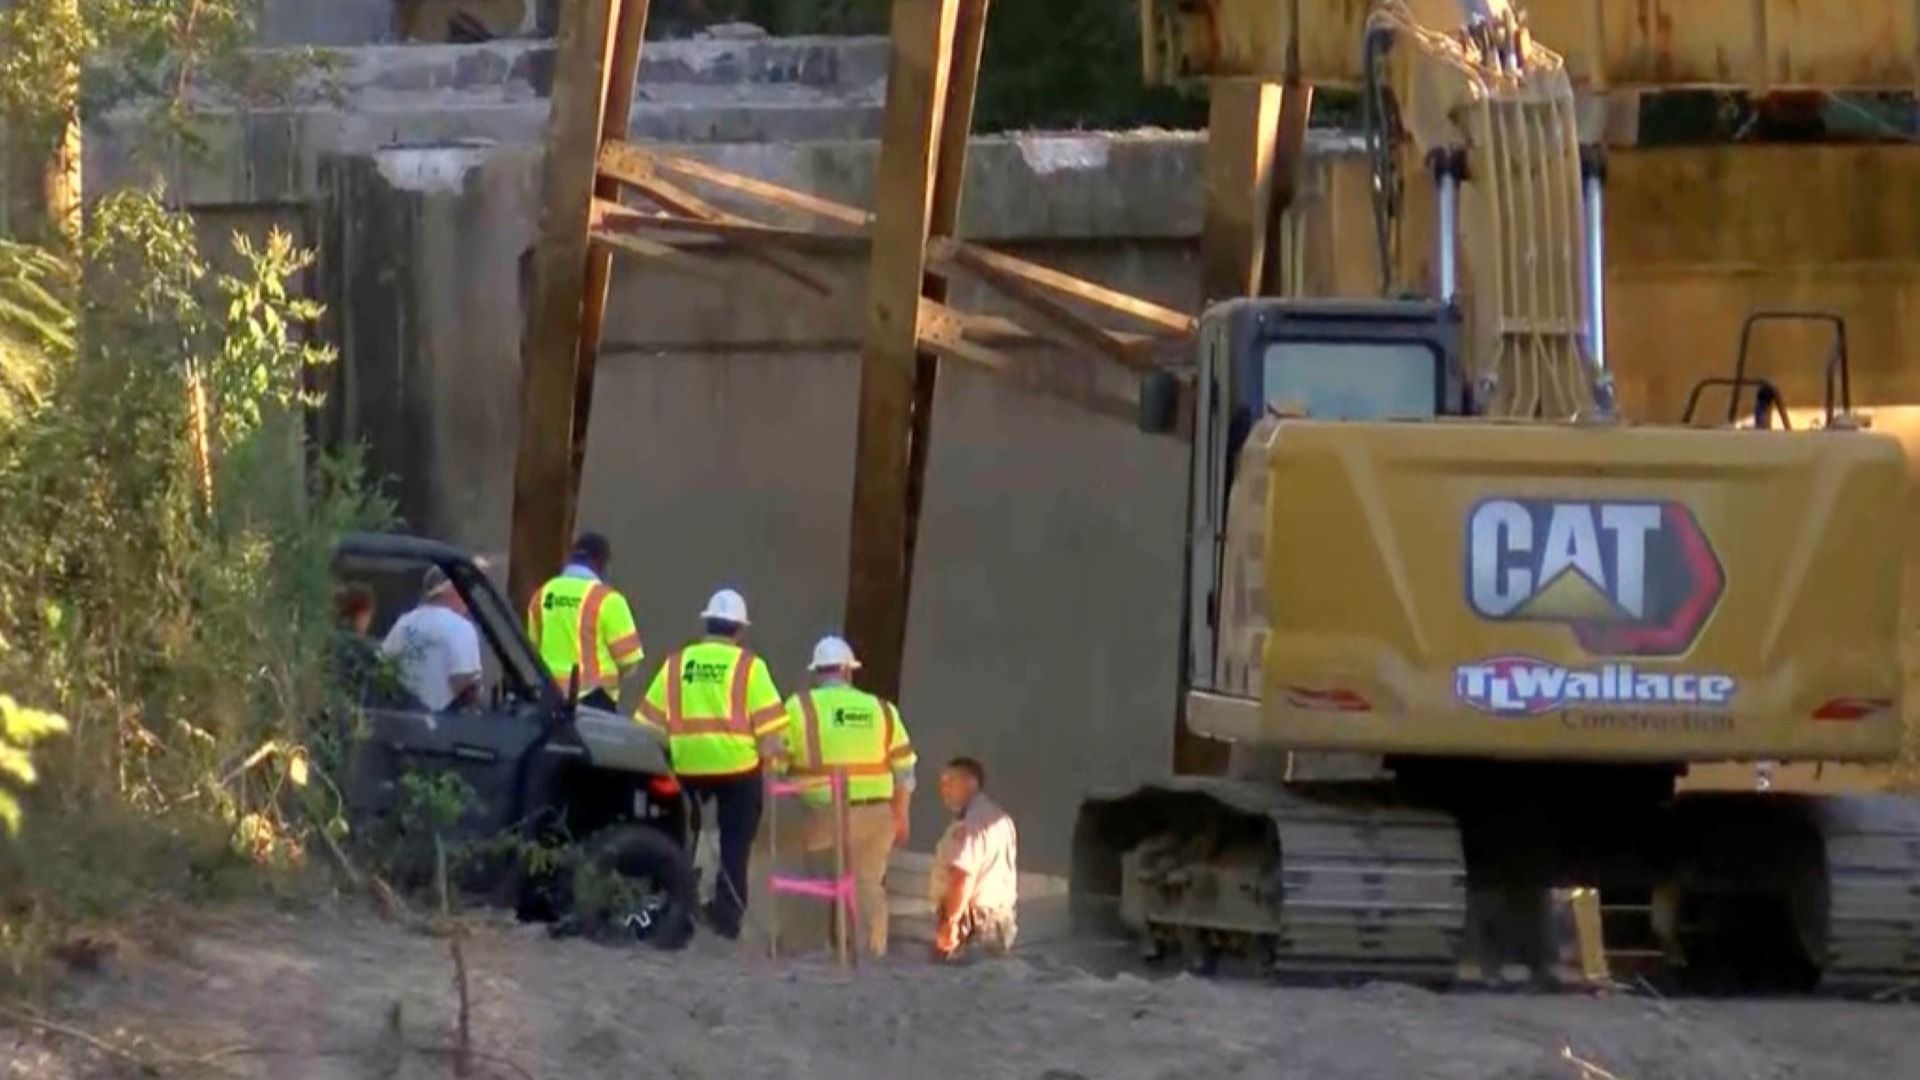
[[832, 706, 876, 729], [1457, 498, 1736, 721]]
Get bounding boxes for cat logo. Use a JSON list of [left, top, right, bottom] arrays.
[[1465, 498, 1724, 657]]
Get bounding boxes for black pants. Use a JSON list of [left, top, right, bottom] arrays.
[[684, 771, 764, 939]]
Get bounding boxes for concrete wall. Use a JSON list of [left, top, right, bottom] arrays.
[[317, 146, 537, 549], [259, 0, 396, 45]]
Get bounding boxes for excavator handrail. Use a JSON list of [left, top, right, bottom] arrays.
[[1681, 375, 1791, 431], [1730, 310, 1851, 427]]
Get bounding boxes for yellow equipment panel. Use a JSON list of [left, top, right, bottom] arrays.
[[1196, 418, 1907, 763], [1144, 0, 1920, 90]]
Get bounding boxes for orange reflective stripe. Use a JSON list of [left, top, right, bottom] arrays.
[[528, 590, 544, 647], [666, 652, 685, 731], [728, 651, 754, 735], [791, 762, 893, 777], [798, 692, 824, 770], [607, 632, 642, 661], [881, 702, 912, 760], [674, 718, 744, 736], [749, 704, 786, 734], [636, 700, 668, 727], [578, 584, 610, 688]]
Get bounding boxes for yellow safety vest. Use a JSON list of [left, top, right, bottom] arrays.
[[636, 639, 787, 777], [526, 575, 643, 703], [781, 683, 915, 806]]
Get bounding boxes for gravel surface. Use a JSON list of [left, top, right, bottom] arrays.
[[5, 903, 1917, 1080]]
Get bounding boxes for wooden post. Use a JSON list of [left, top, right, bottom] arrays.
[[1258, 85, 1314, 296], [1199, 79, 1284, 304], [897, 0, 990, 695], [570, 0, 653, 492], [843, 0, 971, 700], [508, 0, 620, 607]]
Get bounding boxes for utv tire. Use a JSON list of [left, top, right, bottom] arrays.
[[573, 824, 696, 951]]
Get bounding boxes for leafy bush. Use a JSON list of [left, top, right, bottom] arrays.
[[0, 697, 68, 837], [0, 192, 391, 978]]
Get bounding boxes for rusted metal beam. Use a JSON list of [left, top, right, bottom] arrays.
[[929, 237, 1197, 335], [951, 309, 1160, 353], [844, 0, 972, 701], [1143, 0, 1920, 91], [606, 138, 1197, 353], [508, 0, 620, 609], [917, 300, 1140, 425], [942, 242, 1159, 370], [594, 203, 870, 254], [637, 147, 875, 227], [598, 145, 838, 295], [588, 229, 734, 283]]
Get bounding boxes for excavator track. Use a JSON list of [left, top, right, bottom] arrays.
[[1079, 782, 1920, 995], [1266, 791, 1468, 980], [1809, 794, 1920, 991], [1075, 779, 1469, 983]]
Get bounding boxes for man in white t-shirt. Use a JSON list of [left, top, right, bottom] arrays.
[[930, 756, 1019, 960], [380, 565, 483, 712]]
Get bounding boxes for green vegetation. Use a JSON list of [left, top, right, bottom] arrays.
[[0, 0, 389, 988], [0, 698, 68, 837]]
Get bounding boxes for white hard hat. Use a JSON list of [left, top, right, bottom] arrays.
[[700, 588, 750, 626], [809, 635, 861, 671]]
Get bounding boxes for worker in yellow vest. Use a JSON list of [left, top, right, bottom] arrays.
[[780, 634, 916, 958], [526, 532, 644, 710], [635, 588, 787, 940]]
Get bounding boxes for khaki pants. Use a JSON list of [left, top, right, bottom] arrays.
[[961, 909, 1018, 956], [766, 801, 895, 959]]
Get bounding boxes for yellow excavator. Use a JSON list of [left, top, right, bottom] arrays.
[[1070, 0, 1920, 991]]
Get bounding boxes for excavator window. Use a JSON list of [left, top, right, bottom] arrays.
[[1222, 334, 1450, 486], [1261, 340, 1443, 421]]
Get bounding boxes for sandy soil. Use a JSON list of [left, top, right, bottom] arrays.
[[4, 903, 1918, 1080]]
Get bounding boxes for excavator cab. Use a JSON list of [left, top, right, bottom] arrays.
[[1149, 296, 1466, 695]]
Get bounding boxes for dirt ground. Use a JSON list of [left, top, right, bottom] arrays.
[[4, 902, 1917, 1080]]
